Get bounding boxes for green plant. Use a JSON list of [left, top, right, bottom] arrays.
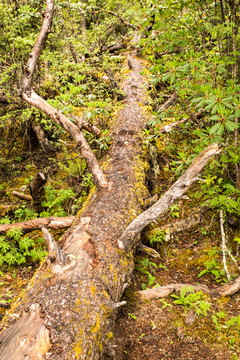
[[136, 257, 158, 290], [171, 286, 211, 316], [41, 187, 76, 217], [198, 249, 226, 283], [148, 229, 167, 245], [0, 228, 47, 266]]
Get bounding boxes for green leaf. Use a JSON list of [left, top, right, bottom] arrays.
[[224, 120, 238, 131], [209, 123, 221, 134]]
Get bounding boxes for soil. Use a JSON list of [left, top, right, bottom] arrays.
[[111, 212, 240, 360]]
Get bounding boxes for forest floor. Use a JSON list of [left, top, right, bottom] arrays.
[[113, 209, 240, 360]]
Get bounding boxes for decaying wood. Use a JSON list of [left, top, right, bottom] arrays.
[[0, 3, 221, 359], [158, 118, 188, 134], [0, 304, 51, 360], [12, 191, 32, 202], [138, 274, 240, 300], [42, 227, 68, 269], [29, 171, 47, 213], [19, 0, 108, 190], [0, 20, 151, 359], [139, 243, 160, 258], [118, 143, 220, 251], [101, 42, 126, 53], [159, 93, 177, 112], [157, 111, 203, 134], [32, 124, 55, 153], [0, 216, 75, 234], [220, 209, 231, 281]]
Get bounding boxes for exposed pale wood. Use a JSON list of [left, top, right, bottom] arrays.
[[145, 208, 206, 240], [42, 227, 68, 269], [12, 191, 32, 201], [0, 304, 51, 360], [220, 209, 231, 281], [118, 143, 220, 251], [138, 274, 240, 300], [138, 284, 211, 300], [158, 118, 188, 133], [0, 216, 75, 234], [139, 243, 160, 258], [157, 111, 203, 134]]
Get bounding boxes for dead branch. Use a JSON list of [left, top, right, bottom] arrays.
[[101, 42, 126, 53], [42, 227, 67, 266], [12, 191, 32, 201], [158, 111, 203, 134], [220, 209, 231, 280], [138, 274, 240, 300], [159, 93, 177, 112], [145, 208, 206, 240], [158, 118, 188, 134], [29, 171, 47, 213], [139, 243, 160, 258], [32, 125, 55, 152], [73, 115, 102, 137], [0, 216, 75, 234], [118, 143, 220, 251], [19, 0, 108, 190]]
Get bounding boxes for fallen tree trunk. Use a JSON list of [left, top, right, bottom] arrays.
[[0, 2, 220, 359], [0, 23, 151, 359], [0, 216, 75, 234]]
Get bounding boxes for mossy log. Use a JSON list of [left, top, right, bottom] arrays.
[[0, 28, 151, 360]]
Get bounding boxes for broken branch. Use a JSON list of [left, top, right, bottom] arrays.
[[0, 216, 75, 234], [118, 143, 220, 251]]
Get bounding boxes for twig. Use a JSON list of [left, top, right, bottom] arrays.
[[220, 209, 231, 281]]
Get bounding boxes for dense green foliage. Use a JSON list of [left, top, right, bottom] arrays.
[[139, 0, 240, 217]]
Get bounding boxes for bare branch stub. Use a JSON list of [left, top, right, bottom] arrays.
[[42, 227, 67, 265]]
